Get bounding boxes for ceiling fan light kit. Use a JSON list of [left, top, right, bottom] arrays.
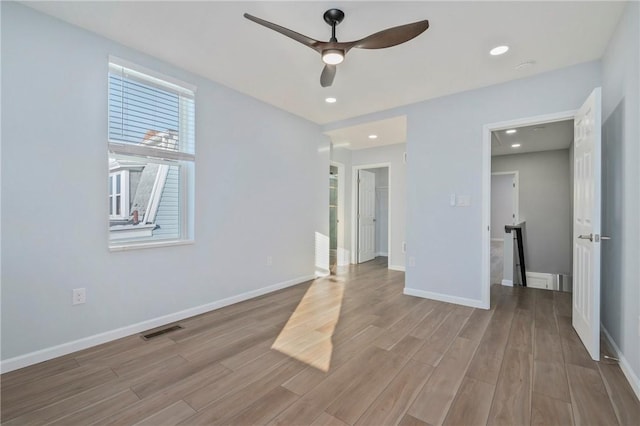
[[244, 9, 429, 87]]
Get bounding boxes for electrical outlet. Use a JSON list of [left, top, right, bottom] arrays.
[[408, 256, 416, 267], [72, 288, 86, 305], [266, 256, 273, 266]]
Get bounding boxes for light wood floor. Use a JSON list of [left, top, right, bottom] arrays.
[[2, 257, 638, 425]]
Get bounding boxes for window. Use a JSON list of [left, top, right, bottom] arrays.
[[108, 58, 195, 247]]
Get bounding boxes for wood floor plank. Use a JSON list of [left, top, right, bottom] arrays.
[[356, 359, 434, 426], [179, 359, 305, 425], [1, 365, 117, 422], [458, 307, 494, 341], [443, 377, 495, 426], [221, 385, 299, 425], [0, 356, 80, 390], [566, 363, 619, 426], [561, 337, 598, 370], [533, 360, 571, 402], [399, 413, 433, 426], [409, 305, 453, 340], [49, 389, 140, 425], [407, 337, 478, 425], [325, 347, 408, 424], [487, 348, 532, 426], [183, 349, 288, 410], [506, 308, 534, 353], [598, 362, 640, 426], [282, 325, 383, 396], [133, 400, 196, 426], [412, 313, 469, 366], [534, 328, 564, 363], [310, 412, 350, 426], [465, 307, 515, 385], [267, 398, 325, 426], [531, 392, 574, 426]]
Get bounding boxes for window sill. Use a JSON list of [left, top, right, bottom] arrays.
[[109, 239, 194, 252]]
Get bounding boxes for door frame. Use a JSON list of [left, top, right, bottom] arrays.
[[331, 161, 347, 266], [351, 162, 392, 266], [482, 110, 576, 309]]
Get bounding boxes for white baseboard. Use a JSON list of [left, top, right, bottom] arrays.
[[601, 325, 640, 401], [376, 252, 389, 257], [491, 238, 503, 242], [388, 264, 406, 272], [0, 274, 315, 374], [501, 279, 513, 287], [403, 287, 487, 309]]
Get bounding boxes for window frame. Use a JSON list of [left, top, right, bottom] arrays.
[[107, 56, 195, 250]]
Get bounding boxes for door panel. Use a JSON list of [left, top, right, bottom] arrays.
[[572, 88, 602, 361], [358, 170, 376, 263]]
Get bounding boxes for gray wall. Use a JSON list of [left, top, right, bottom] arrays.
[[325, 62, 600, 305], [1, 3, 328, 362], [492, 150, 572, 275], [601, 1, 640, 387]]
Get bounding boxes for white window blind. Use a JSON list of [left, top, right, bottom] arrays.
[[108, 61, 195, 161]]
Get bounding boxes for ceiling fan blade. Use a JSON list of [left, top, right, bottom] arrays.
[[353, 20, 429, 50], [244, 13, 323, 53], [320, 65, 336, 87]]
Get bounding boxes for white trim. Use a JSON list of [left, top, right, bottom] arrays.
[[144, 164, 169, 224], [351, 163, 392, 268], [109, 55, 197, 95], [482, 110, 576, 313], [0, 274, 315, 373], [331, 161, 348, 267], [491, 238, 503, 242], [110, 239, 195, 252], [108, 142, 195, 163], [501, 279, 514, 287], [389, 264, 406, 272], [377, 252, 389, 257], [601, 325, 640, 401], [403, 287, 487, 309]]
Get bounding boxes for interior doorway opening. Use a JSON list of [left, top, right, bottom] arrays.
[[490, 119, 575, 291], [352, 164, 390, 266]]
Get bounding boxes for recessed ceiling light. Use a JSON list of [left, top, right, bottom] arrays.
[[490, 45, 509, 56], [368, 134, 378, 139], [511, 143, 521, 148], [505, 129, 517, 134], [325, 97, 337, 104]]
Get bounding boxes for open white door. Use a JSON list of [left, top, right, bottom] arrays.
[[358, 170, 376, 263], [572, 87, 602, 361]]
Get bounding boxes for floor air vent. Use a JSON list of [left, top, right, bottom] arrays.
[[141, 325, 183, 340]]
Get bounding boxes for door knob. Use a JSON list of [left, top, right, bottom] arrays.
[[578, 234, 593, 241]]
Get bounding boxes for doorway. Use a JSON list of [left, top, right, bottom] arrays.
[[483, 88, 603, 361], [352, 164, 390, 266]]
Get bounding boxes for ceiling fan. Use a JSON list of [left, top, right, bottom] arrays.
[[244, 9, 429, 88]]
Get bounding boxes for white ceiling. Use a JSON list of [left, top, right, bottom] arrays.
[[491, 119, 574, 156], [25, 1, 625, 125], [325, 116, 406, 151]]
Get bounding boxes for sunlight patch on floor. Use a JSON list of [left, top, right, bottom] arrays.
[[271, 277, 345, 372]]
